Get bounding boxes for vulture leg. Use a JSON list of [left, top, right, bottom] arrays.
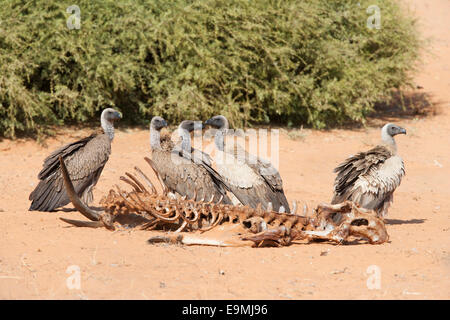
[[81, 185, 94, 205], [58, 156, 115, 230]]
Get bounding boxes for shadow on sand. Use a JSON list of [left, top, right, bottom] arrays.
[[367, 90, 440, 124], [385, 218, 426, 225], [57, 206, 104, 213]]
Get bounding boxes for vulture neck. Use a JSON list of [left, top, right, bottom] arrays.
[[150, 127, 162, 150], [178, 128, 191, 152], [381, 130, 397, 155], [214, 129, 226, 152], [101, 117, 115, 141]]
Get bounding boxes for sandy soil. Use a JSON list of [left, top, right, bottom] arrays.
[[0, 0, 449, 299]]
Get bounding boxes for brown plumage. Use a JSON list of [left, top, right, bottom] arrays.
[[28, 108, 121, 211], [149, 117, 232, 204], [204, 115, 290, 213], [332, 123, 406, 217]]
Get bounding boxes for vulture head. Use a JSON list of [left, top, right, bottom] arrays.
[[101, 108, 122, 140], [383, 123, 406, 137], [101, 108, 122, 122], [204, 115, 229, 130], [149, 116, 168, 150], [150, 116, 168, 131], [178, 120, 204, 133], [150, 116, 167, 150], [178, 120, 204, 151], [381, 123, 406, 153]]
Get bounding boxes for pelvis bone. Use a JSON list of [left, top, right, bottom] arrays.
[[58, 156, 389, 247]]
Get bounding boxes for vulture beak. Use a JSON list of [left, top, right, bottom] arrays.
[[113, 111, 122, 120], [399, 127, 406, 135], [204, 118, 213, 127], [162, 119, 168, 128]]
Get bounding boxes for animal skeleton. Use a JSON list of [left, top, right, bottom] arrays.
[[58, 156, 389, 247]]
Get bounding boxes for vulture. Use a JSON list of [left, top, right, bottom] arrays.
[[204, 115, 290, 213], [29, 108, 122, 212], [149, 116, 232, 204], [332, 123, 406, 218]]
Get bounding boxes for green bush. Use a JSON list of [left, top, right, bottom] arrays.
[[0, 0, 421, 138]]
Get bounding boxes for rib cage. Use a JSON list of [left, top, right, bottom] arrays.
[[99, 166, 309, 233], [85, 159, 389, 246]]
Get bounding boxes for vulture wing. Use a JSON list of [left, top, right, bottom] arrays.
[[332, 145, 405, 215], [220, 142, 290, 212], [213, 147, 290, 213], [29, 134, 111, 211], [151, 135, 232, 203], [247, 155, 290, 212]]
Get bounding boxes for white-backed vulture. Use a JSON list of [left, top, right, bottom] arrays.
[[29, 108, 122, 212], [332, 123, 406, 218], [149, 116, 232, 204], [204, 115, 290, 213]]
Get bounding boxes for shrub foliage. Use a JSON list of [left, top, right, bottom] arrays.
[[0, 0, 421, 137]]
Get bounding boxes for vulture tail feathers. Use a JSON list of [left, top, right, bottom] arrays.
[[29, 179, 69, 211]]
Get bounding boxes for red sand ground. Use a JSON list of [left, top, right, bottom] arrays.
[[0, 0, 449, 299]]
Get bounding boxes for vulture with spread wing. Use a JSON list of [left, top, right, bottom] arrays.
[[204, 115, 290, 213], [332, 123, 406, 218], [29, 108, 122, 211], [149, 116, 232, 204]]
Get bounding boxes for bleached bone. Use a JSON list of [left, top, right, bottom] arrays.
[[59, 158, 389, 247], [292, 201, 297, 214]]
